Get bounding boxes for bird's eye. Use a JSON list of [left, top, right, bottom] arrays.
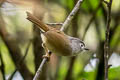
[[80, 43, 84, 48], [81, 44, 83, 47]]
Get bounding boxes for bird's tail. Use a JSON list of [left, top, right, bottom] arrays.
[[26, 12, 49, 32]]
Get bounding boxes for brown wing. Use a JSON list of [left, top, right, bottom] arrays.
[[43, 30, 72, 56]]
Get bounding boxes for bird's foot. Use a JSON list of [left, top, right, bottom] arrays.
[[42, 51, 52, 61]]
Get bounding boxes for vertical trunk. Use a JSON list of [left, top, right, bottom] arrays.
[[32, 0, 47, 80]]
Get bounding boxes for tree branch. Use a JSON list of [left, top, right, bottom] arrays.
[[8, 40, 32, 80], [33, 58, 48, 80], [0, 49, 5, 80], [104, 0, 112, 80], [60, 0, 83, 31], [46, 23, 63, 26]]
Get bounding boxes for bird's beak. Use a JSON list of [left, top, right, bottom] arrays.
[[84, 47, 89, 51]]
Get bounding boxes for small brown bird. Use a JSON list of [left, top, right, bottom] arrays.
[[27, 12, 88, 58]]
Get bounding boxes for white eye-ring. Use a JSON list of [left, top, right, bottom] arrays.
[[80, 43, 84, 48]]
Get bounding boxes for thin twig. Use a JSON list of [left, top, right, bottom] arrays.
[[104, 0, 112, 80], [8, 70, 17, 80], [20, 40, 32, 63], [82, 0, 103, 40], [64, 0, 79, 78], [60, 0, 83, 31], [33, 58, 48, 80], [0, 49, 5, 80], [46, 23, 63, 26], [30, 0, 83, 80], [8, 40, 32, 80]]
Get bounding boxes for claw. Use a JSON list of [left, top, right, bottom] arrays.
[[42, 43, 52, 61], [42, 54, 50, 61]]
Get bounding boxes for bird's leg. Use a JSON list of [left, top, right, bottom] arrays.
[[42, 43, 52, 61]]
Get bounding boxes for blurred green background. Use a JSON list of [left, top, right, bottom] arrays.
[[0, 0, 120, 80]]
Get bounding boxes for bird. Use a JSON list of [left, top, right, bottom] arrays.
[[26, 12, 88, 59]]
